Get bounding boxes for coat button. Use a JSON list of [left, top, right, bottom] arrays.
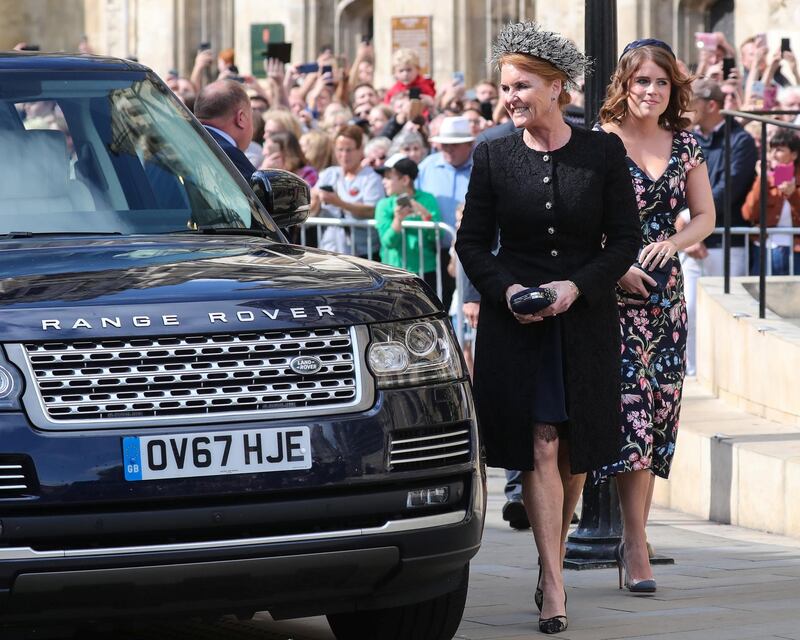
[[547, 227, 555, 235], [543, 154, 550, 162], [551, 249, 559, 257], [545, 201, 553, 209], [543, 176, 551, 184]]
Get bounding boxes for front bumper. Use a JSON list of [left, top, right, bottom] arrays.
[[0, 469, 484, 622], [0, 380, 485, 622]]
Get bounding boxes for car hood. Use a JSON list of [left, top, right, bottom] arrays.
[[0, 236, 441, 341]]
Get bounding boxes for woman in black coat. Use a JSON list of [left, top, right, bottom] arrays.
[[455, 22, 640, 634]]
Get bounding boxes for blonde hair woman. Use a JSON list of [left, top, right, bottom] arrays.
[[261, 109, 302, 141]]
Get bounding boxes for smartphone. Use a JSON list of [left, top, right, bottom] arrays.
[[198, 42, 211, 52], [321, 65, 333, 75], [321, 65, 334, 86], [773, 163, 795, 186], [229, 75, 245, 83], [262, 42, 292, 64], [396, 195, 412, 208], [453, 71, 465, 85], [763, 84, 778, 110], [319, 185, 334, 192], [782, 37, 792, 53], [296, 62, 319, 74], [409, 87, 422, 99], [695, 32, 716, 50], [722, 57, 736, 79]]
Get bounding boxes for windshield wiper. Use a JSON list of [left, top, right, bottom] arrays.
[[0, 231, 124, 238], [173, 226, 273, 238]]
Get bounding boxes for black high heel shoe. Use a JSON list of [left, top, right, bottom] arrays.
[[538, 589, 567, 634], [615, 542, 657, 593], [535, 561, 543, 611]]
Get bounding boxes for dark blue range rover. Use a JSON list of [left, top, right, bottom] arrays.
[[0, 53, 484, 639]]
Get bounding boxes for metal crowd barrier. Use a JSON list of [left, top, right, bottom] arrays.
[[720, 109, 800, 318], [297, 218, 466, 344], [704, 226, 800, 277]]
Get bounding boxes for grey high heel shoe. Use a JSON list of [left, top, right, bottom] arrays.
[[615, 542, 657, 593]]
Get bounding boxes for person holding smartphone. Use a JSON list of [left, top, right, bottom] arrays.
[[382, 49, 436, 105], [309, 125, 384, 259], [374, 154, 440, 289], [742, 130, 800, 275]]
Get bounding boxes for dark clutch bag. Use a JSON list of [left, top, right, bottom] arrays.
[[631, 257, 673, 297], [509, 287, 558, 314]]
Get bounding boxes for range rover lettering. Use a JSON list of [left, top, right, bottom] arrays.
[[0, 53, 484, 640]]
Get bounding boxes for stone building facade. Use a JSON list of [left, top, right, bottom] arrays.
[[2, 0, 799, 90]]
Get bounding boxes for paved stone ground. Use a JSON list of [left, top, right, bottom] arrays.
[[456, 468, 800, 640], [75, 467, 800, 640]]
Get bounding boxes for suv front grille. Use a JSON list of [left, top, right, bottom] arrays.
[[389, 424, 471, 471], [21, 328, 360, 424]]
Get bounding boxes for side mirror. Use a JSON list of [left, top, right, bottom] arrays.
[[250, 169, 310, 227]]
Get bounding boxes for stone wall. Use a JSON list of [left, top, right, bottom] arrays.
[[0, 0, 85, 53]]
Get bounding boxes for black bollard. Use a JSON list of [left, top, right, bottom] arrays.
[[565, 479, 622, 569]]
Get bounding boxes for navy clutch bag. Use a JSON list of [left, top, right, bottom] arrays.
[[509, 287, 557, 314], [631, 257, 673, 296]]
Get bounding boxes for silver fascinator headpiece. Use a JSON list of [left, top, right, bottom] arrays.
[[491, 21, 592, 89]]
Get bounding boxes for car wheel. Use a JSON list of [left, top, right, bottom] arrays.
[[326, 564, 469, 640]]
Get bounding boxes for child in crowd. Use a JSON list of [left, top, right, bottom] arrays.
[[374, 154, 440, 290], [383, 49, 436, 104]]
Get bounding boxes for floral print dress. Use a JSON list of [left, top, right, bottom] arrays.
[[594, 130, 705, 481]]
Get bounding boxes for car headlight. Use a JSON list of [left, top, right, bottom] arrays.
[[367, 318, 464, 388], [0, 348, 23, 410]]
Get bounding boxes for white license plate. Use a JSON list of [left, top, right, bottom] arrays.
[[122, 427, 312, 481]]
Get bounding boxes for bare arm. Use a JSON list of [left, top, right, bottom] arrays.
[[339, 201, 375, 219], [190, 49, 214, 94], [263, 58, 289, 108], [348, 42, 373, 81], [668, 163, 716, 250]]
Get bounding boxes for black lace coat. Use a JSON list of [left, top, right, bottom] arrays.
[[455, 127, 640, 472]]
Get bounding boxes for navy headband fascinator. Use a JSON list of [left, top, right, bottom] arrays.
[[620, 38, 676, 61]]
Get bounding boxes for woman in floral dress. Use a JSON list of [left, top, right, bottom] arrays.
[[594, 40, 715, 592]]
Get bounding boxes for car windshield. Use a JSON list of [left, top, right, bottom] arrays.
[[0, 71, 280, 240]]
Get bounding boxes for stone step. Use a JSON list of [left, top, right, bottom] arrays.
[[654, 378, 800, 538]]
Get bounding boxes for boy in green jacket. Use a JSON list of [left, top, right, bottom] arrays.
[[374, 154, 441, 290]]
